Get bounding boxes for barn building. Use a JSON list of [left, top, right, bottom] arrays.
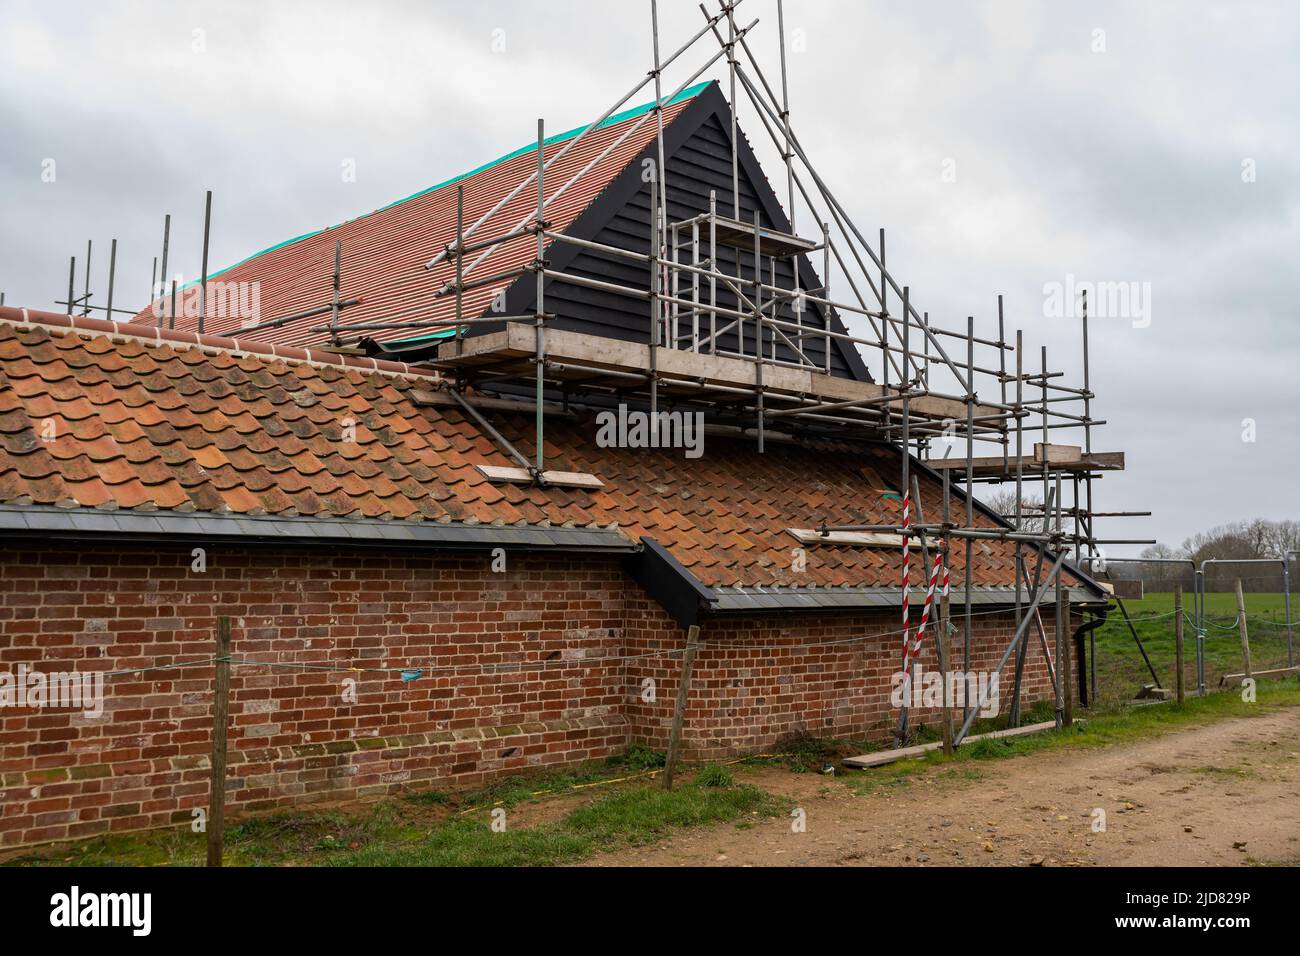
[[0, 80, 1108, 849]]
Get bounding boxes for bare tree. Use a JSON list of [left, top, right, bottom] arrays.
[[1180, 518, 1296, 591], [979, 488, 1047, 534], [1141, 543, 1179, 560], [1136, 543, 1189, 587]]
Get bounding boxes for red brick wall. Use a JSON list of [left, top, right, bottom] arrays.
[[0, 544, 630, 849], [625, 602, 1071, 758], [0, 542, 1075, 849]]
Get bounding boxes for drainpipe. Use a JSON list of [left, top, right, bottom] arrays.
[[1073, 611, 1108, 707]]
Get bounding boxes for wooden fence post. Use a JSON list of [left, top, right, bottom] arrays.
[[1235, 578, 1252, 681], [1174, 585, 1185, 704], [207, 616, 231, 867], [1061, 592, 1073, 727], [663, 624, 700, 790]]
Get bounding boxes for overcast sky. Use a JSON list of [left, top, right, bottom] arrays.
[[1, 0, 1296, 556]]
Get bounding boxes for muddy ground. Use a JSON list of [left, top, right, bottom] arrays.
[[591, 710, 1300, 866]]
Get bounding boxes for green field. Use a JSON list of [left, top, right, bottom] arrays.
[[1092, 591, 1295, 707]]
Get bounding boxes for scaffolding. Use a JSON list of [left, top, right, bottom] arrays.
[[23, 0, 1153, 751], [309, 0, 1154, 745]]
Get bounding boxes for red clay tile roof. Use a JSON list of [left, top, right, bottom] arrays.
[[0, 308, 1084, 593], [127, 86, 706, 348]]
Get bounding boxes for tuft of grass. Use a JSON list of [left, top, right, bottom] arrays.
[[613, 743, 667, 771], [764, 729, 878, 773], [332, 819, 591, 867], [1191, 765, 1255, 779], [847, 765, 920, 795], [771, 729, 835, 772], [693, 763, 733, 788], [936, 766, 984, 783], [224, 802, 421, 865], [562, 779, 773, 847], [401, 748, 667, 817], [1023, 698, 1058, 724], [453, 765, 613, 810], [405, 789, 452, 806], [965, 736, 1017, 760]]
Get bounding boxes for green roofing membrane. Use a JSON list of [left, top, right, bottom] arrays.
[[195, 80, 713, 289], [382, 329, 458, 348]]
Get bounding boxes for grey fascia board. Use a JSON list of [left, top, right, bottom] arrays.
[[0, 504, 635, 553], [708, 584, 1101, 614]]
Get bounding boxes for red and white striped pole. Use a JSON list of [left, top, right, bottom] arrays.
[[909, 562, 943, 661], [900, 493, 911, 665]]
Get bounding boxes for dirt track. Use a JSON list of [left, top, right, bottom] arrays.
[[593, 710, 1300, 867]]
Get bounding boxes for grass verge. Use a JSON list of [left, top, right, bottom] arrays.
[[340, 773, 776, 867], [5, 758, 776, 868]]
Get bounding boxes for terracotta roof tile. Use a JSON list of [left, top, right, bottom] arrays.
[[61, 475, 115, 507], [0, 314, 1085, 592], [122, 86, 706, 350]]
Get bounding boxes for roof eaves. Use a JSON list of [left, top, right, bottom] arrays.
[[708, 585, 1107, 614], [0, 504, 636, 554]]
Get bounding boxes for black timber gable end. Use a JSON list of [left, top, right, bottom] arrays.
[[492, 81, 873, 383]]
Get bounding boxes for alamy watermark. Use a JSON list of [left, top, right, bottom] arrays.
[[50, 886, 151, 936], [890, 663, 1000, 717], [0, 665, 105, 718], [1043, 273, 1151, 329], [150, 279, 262, 326], [595, 403, 705, 459]]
